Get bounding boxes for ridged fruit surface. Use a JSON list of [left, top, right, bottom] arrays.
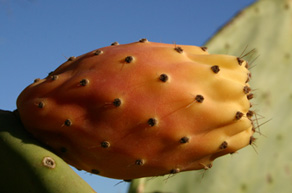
[[17, 39, 254, 180], [128, 0, 292, 192]]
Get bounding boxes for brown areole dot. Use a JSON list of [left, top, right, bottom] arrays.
[[219, 141, 228, 149], [91, 169, 100, 174], [51, 75, 58, 80], [64, 119, 72, 126], [80, 79, 89, 86], [159, 74, 169, 82], [125, 56, 134, 63], [170, 168, 180, 174], [249, 136, 256, 145], [113, 98, 122, 107], [174, 46, 183, 53], [245, 62, 249, 69], [211, 65, 220, 73], [206, 163, 213, 169], [34, 78, 41, 83], [38, 101, 44, 108], [252, 126, 256, 133], [147, 118, 157, 127], [139, 38, 148, 43], [243, 86, 251, 94], [135, 159, 144, 166], [237, 57, 244, 65], [235, 111, 244, 120], [195, 95, 204, 103], [180, 136, 190, 144], [94, 50, 103, 55], [201, 46, 208, 51], [67, 56, 76, 61], [101, 141, 110, 148], [111, 41, 119, 46], [48, 71, 54, 76], [246, 73, 252, 83], [246, 110, 254, 118], [247, 93, 254, 100], [200, 163, 213, 170]]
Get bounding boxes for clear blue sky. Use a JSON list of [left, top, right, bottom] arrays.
[[0, 1, 255, 192]]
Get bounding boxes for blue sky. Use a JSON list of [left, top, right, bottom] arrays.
[[0, 1, 255, 192]]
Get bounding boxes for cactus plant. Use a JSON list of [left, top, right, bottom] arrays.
[[16, 40, 254, 180], [128, 0, 292, 192], [0, 109, 97, 193], [1, 0, 290, 192]]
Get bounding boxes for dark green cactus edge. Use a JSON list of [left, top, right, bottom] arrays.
[[128, 0, 292, 192], [0, 109, 96, 193]]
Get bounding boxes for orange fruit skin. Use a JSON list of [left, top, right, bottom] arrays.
[[17, 40, 254, 179]]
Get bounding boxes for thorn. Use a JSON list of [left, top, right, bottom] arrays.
[[64, 119, 72, 126], [200, 163, 213, 170], [111, 42, 119, 46], [237, 57, 244, 65], [246, 72, 252, 83], [195, 95, 204, 103], [125, 56, 134, 63], [113, 98, 122, 107], [239, 45, 249, 58], [51, 75, 58, 80], [80, 79, 89, 86], [180, 136, 190, 144], [174, 46, 183, 53], [219, 141, 228, 149], [170, 168, 180, 174], [249, 136, 256, 145], [94, 50, 103, 55], [139, 38, 148, 43], [135, 159, 145, 166], [147, 118, 157, 127], [201, 46, 208, 51], [245, 61, 249, 69], [38, 101, 44, 108], [67, 56, 76, 61], [235, 111, 244, 120], [246, 110, 254, 118], [249, 136, 258, 154], [211, 65, 220, 73], [247, 93, 254, 100], [159, 74, 169, 82], [243, 86, 251, 94], [101, 141, 110, 148], [34, 78, 41, 83]]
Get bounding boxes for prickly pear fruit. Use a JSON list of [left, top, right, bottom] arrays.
[[16, 39, 254, 180]]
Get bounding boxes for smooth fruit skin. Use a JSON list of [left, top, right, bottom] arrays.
[[17, 40, 254, 179]]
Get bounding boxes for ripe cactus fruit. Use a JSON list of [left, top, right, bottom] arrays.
[[16, 39, 254, 180]]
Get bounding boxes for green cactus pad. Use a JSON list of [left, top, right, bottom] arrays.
[[0, 110, 96, 193], [128, 0, 292, 192]]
